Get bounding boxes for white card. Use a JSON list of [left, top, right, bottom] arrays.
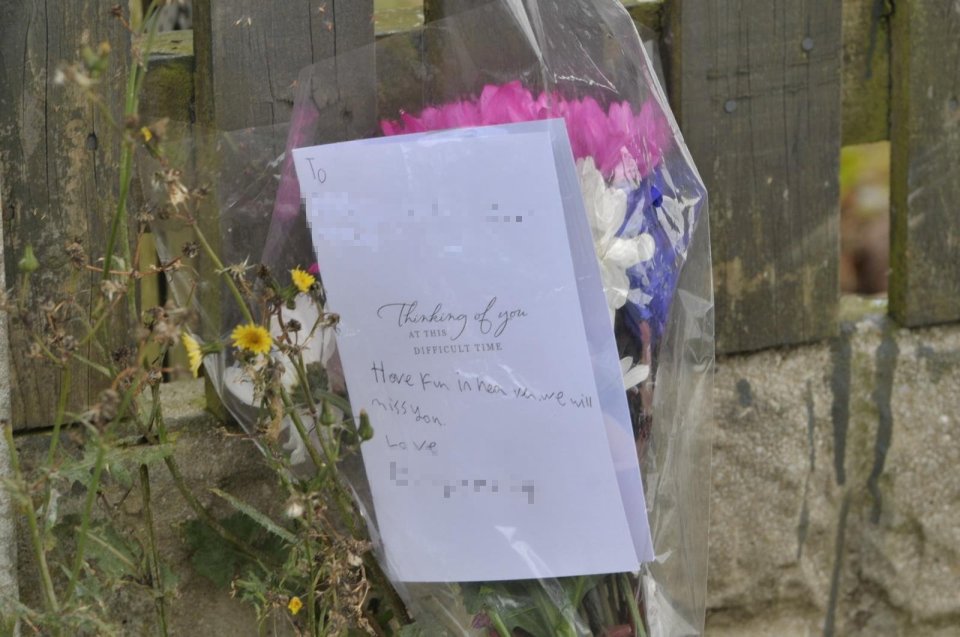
[[294, 120, 653, 583]]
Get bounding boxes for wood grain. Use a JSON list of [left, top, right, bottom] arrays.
[[889, 1, 960, 327], [0, 1, 133, 428], [841, 0, 891, 146], [666, 0, 843, 354], [193, 0, 373, 132]]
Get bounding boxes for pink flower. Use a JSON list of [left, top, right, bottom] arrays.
[[380, 82, 667, 180], [478, 81, 540, 124]]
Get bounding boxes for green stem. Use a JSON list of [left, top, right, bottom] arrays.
[[147, 412, 266, 567], [38, 366, 72, 545], [65, 436, 106, 602], [303, 507, 318, 637], [618, 574, 646, 637], [598, 579, 617, 628], [66, 370, 163, 603], [18, 272, 30, 305], [140, 464, 169, 637], [3, 425, 59, 615], [487, 609, 511, 637], [102, 1, 162, 327], [280, 389, 358, 536], [44, 367, 71, 466], [191, 223, 255, 324]]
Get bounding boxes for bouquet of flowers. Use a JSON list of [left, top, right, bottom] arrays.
[[153, 1, 713, 635]]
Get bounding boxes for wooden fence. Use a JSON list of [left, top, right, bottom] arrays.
[[2, 0, 958, 428]]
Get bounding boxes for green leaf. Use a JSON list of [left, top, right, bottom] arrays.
[[59, 440, 174, 488], [182, 518, 241, 589], [462, 577, 599, 637], [209, 488, 297, 544], [183, 512, 289, 589], [83, 525, 143, 581]]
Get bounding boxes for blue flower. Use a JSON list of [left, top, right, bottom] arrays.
[[617, 167, 701, 346]]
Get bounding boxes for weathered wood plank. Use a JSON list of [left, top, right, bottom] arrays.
[[193, 0, 373, 132], [666, 0, 842, 354], [0, 1, 134, 428], [889, 1, 960, 327], [841, 0, 891, 146]]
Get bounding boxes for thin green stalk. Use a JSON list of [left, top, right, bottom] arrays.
[[69, 353, 113, 379], [18, 272, 30, 305], [191, 223, 255, 324], [280, 389, 358, 536], [487, 609, 511, 637], [303, 507, 318, 637], [101, 0, 161, 324], [619, 574, 646, 637], [66, 371, 148, 603], [79, 292, 124, 348], [140, 464, 169, 637], [44, 368, 71, 466], [147, 413, 266, 567], [529, 584, 577, 637], [65, 438, 106, 602], [3, 425, 59, 615], [37, 367, 73, 543]]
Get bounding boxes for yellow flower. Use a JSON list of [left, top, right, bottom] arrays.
[[140, 126, 153, 142], [181, 332, 203, 378], [291, 267, 316, 294], [231, 323, 272, 355], [287, 596, 303, 615]]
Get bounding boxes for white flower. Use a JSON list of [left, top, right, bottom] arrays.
[[578, 157, 656, 324], [621, 356, 650, 390], [285, 500, 305, 519]]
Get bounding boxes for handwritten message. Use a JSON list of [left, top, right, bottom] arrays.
[[294, 120, 652, 583]]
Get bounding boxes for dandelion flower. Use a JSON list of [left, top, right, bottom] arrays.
[[181, 332, 203, 378], [287, 596, 303, 615], [231, 323, 272, 355], [291, 267, 316, 294]]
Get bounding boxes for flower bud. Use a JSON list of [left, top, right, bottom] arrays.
[[358, 410, 374, 442], [18, 245, 39, 273], [320, 399, 337, 427]]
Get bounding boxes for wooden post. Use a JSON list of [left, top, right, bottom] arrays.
[[666, 0, 843, 354], [0, 1, 134, 428], [889, 1, 960, 327]]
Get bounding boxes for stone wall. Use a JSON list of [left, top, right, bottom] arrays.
[[4, 310, 960, 635], [708, 312, 960, 636]]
